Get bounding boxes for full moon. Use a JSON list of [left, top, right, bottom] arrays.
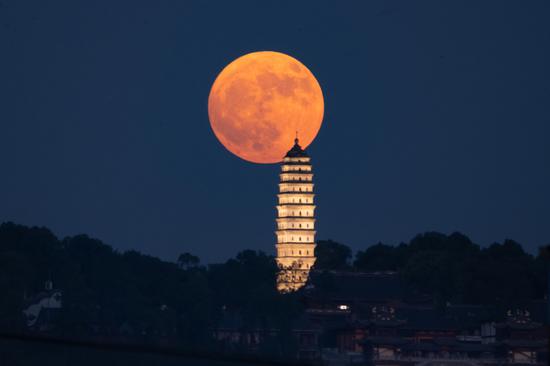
[[208, 51, 324, 164]]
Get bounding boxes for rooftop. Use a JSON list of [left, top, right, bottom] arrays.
[[284, 138, 309, 158]]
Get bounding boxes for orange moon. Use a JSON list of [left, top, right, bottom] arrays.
[[208, 51, 324, 164]]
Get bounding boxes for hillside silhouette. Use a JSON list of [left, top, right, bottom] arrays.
[[0, 222, 546, 360]]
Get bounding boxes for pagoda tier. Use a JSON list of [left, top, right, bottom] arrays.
[[275, 138, 317, 293]]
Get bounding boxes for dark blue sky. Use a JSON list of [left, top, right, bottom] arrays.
[[1, 1, 549, 263]]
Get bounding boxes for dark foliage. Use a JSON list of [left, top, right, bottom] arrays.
[[354, 232, 547, 306], [0, 222, 302, 356], [0, 222, 546, 359], [314, 240, 352, 270]]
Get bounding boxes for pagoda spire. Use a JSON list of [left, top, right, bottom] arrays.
[[275, 140, 317, 292]]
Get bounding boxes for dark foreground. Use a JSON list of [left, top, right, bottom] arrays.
[[0, 334, 310, 366]]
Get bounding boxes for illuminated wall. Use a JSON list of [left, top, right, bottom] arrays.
[[275, 139, 317, 292]]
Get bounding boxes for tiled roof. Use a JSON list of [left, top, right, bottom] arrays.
[[285, 139, 309, 158]]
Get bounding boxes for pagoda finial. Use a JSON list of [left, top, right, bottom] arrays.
[[285, 130, 308, 158]]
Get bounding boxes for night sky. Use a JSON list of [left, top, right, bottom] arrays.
[[1, 1, 549, 263]]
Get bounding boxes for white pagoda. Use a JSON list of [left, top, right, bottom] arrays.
[[275, 138, 317, 292]]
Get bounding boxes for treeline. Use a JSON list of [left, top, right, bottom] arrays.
[[0, 222, 547, 353], [316, 233, 547, 305], [0, 222, 300, 355]]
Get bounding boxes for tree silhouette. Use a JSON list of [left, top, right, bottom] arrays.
[[177, 252, 200, 269], [0, 222, 546, 360], [314, 239, 352, 270]]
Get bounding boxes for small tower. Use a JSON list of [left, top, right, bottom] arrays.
[[275, 138, 316, 292]]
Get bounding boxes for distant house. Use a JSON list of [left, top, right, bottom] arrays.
[[495, 308, 547, 364], [22, 281, 62, 329], [211, 309, 322, 360], [303, 270, 549, 366], [362, 307, 548, 366], [213, 271, 548, 365]]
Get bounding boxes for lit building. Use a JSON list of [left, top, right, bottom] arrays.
[[275, 138, 316, 292]]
